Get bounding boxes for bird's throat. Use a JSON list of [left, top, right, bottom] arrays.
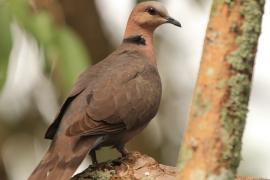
[[123, 33, 156, 65], [123, 35, 146, 46]]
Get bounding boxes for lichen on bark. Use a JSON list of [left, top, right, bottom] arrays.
[[72, 169, 114, 180], [193, 89, 211, 118], [72, 152, 176, 180], [177, 144, 193, 171], [220, 0, 265, 172], [177, 0, 265, 179]]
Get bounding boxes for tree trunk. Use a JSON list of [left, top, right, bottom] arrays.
[[177, 0, 264, 179]]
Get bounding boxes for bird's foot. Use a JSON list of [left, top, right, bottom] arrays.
[[89, 149, 98, 166], [109, 156, 130, 173], [110, 155, 129, 166], [116, 145, 129, 157], [110, 158, 122, 166]]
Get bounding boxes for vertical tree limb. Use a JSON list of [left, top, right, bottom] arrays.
[[177, 0, 265, 179], [58, 0, 114, 64]]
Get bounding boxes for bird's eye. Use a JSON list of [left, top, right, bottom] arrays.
[[146, 7, 158, 16]]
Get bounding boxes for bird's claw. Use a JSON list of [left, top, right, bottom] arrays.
[[109, 155, 128, 166]]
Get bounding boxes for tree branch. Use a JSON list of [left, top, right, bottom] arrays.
[[177, 0, 265, 179], [71, 152, 176, 180], [72, 152, 267, 180]]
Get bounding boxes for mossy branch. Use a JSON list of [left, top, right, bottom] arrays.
[[177, 0, 264, 179], [71, 152, 176, 180], [72, 152, 267, 180]]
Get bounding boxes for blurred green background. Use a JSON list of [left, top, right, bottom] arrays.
[[0, 0, 270, 179]]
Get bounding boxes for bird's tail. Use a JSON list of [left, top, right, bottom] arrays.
[[28, 137, 94, 180]]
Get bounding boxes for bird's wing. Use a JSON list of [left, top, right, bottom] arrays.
[[45, 65, 102, 139], [66, 54, 157, 137], [44, 91, 83, 139]]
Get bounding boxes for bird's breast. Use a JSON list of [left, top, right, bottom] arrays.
[[128, 65, 162, 129]]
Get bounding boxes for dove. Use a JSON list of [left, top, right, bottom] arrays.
[[29, 1, 180, 180]]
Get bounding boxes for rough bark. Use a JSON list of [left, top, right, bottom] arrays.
[[177, 0, 265, 179], [72, 152, 267, 180], [72, 152, 176, 180]]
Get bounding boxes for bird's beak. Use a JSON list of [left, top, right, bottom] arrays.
[[166, 17, 181, 27]]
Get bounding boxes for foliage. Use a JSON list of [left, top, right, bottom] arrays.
[[0, 0, 89, 94]]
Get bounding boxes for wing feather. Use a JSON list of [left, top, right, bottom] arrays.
[[66, 55, 156, 136]]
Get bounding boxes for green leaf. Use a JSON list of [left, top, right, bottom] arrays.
[[0, 0, 91, 95], [0, 3, 12, 90], [27, 12, 54, 46], [55, 29, 89, 94]]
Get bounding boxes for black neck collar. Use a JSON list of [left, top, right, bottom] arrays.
[[123, 35, 146, 46]]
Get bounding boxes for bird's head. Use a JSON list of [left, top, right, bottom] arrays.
[[129, 1, 181, 31]]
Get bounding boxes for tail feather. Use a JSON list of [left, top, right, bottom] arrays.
[[28, 137, 94, 180]]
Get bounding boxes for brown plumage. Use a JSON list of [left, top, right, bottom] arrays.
[[28, 1, 181, 180]]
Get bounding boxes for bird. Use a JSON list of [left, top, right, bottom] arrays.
[[28, 1, 181, 180]]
